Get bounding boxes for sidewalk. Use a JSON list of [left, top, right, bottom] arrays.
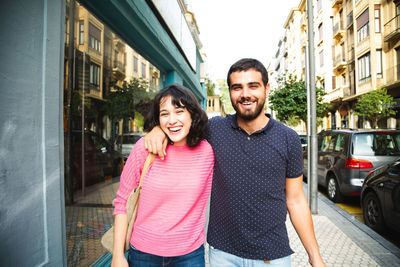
[[66, 179, 400, 266]]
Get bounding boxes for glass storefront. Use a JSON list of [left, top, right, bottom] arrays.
[[63, 1, 160, 265]]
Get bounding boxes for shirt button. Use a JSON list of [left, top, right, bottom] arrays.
[[247, 137, 250, 140]]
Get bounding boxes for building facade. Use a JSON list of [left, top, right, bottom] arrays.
[[268, 0, 400, 131], [0, 0, 206, 266]]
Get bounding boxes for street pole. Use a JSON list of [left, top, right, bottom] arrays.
[[307, 0, 318, 213]]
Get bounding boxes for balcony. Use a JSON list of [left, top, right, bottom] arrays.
[[333, 22, 345, 41], [343, 84, 356, 97], [384, 64, 400, 88], [333, 54, 347, 74], [384, 14, 400, 42], [332, 0, 343, 8], [347, 47, 355, 63], [347, 11, 353, 28], [112, 60, 125, 80]]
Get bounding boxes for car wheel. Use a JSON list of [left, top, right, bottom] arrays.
[[363, 192, 385, 233], [327, 176, 343, 203]]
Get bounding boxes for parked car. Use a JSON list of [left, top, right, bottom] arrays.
[[303, 129, 400, 202], [298, 133, 307, 151], [70, 130, 123, 190], [114, 132, 144, 161], [361, 159, 400, 233]]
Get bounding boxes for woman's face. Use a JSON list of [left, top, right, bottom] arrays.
[[159, 96, 192, 146]]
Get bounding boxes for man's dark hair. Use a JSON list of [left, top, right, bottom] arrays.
[[227, 58, 269, 88], [144, 83, 208, 148]]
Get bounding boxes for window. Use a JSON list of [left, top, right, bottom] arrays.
[[318, 23, 323, 42], [376, 49, 382, 78], [342, 74, 346, 86], [334, 134, 346, 152], [331, 112, 337, 129], [89, 63, 100, 88], [358, 52, 371, 82], [319, 50, 324, 67], [141, 62, 146, 78], [332, 76, 336, 89], [374, 5, 381, 33], [133, 56, 138, 72], [341, 43, 345, 61], [357, 9, 369, 42], [79, 20, 84, 45], [341, 114, 348, 128], [339, 9, 344, 29], [321, 134, 333, 152], [89, 23, 101, 52]]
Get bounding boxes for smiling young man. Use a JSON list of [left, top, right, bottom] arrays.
[[144, 58, 325, 266]]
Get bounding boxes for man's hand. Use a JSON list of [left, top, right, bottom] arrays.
[[309, 255, 326, 267], [144, 126, 168, 160]]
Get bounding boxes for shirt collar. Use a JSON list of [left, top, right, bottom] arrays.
[[229, 113, 274, 134]]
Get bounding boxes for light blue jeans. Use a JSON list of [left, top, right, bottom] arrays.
[[209, 246, 291, 267]]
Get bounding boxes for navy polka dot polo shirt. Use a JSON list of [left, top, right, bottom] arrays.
[[206, 114, 303, 261]]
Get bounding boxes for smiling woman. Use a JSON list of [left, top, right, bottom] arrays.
[[159, 96, 193, 146], [111, 84, 214, 267], [144, 83, 209, 148]]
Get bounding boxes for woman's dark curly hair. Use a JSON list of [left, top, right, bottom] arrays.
[[144, 83, 208, 148]]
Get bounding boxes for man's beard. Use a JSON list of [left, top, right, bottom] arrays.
[[231, 97, 265, 121]]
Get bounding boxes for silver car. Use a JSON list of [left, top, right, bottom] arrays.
[[114, 132, 144, 162], [303, 129, 400, 202]]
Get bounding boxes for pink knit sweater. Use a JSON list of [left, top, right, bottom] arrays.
[[113, 138, 214, 256]]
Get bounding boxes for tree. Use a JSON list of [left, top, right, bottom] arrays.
[[205, 78, 216, 96], [269, 74, 330, 127], [354, 88, 396, 129], [218, 81, 235, 114], [103, 78, 153, 143]]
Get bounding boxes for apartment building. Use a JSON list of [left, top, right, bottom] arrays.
[[64, 2, 162, 137], [382, 0, 400, 128], [270, 0, 400, 131], [268, 0, 333, 132]]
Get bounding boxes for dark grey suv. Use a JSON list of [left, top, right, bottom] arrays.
[[303, 129, 400, 202]]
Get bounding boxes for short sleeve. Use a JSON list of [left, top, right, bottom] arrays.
[[286, 131, 304, 178]]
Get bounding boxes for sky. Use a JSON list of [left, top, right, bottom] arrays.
[[189, 0, 300, 81]]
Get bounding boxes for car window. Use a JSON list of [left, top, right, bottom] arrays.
[[90, 134, 109, 152], [334, 134, 346, 152], [373, 134, 400, 155], [321, 134, 335, 152], [123, 135, 141, 144], [353, 133, 400, 156]]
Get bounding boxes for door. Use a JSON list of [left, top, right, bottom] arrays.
[[384, 161, 400, 229], [318, 133, 337, 185]]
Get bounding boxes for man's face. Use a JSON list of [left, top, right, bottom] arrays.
[[229, 69, 269, 121]]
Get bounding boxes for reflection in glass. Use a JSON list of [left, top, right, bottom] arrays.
[[63, 1, 160, 265]]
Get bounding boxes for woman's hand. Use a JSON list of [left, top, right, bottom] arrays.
[[111, 254, 128, 267], [144, 126, 168, 160]]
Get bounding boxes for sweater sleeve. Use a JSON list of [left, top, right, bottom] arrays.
[[113, 138, 149, 215]]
